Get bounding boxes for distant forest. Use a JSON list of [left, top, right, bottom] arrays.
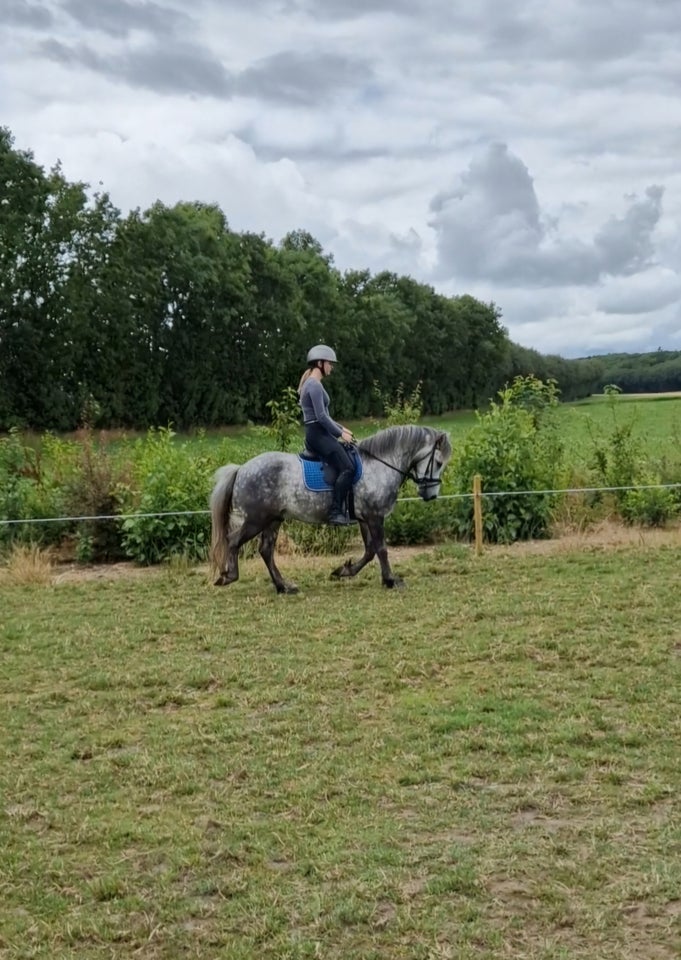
[[586, 350, 681, 394], [0, 126, 673, 432]]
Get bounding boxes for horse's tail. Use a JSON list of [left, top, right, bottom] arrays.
[[210, 464, 239, 574]]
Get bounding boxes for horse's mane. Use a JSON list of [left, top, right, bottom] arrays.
[[358, 424, 441, 459]]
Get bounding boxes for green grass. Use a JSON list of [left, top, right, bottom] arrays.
[[2, 542, 681, 958], [190, 393, 681, 467]]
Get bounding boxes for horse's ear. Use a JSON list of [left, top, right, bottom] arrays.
[[436, 431, 447, 448]]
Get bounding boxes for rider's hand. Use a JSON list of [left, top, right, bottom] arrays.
[[340, 428, 355, 444]]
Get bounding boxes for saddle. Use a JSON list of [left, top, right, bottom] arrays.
[[298, 446, 363, 492]]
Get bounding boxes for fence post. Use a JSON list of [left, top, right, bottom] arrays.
[[473, 474, 483, 556]]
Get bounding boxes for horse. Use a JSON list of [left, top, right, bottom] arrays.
[[209, 424, 452, 593]]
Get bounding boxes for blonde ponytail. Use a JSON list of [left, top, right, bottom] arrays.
[[297, 367, 313, 395]]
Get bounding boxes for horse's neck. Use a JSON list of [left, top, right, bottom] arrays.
[[397, 427, 425, 470], [381, 427, 424, 471]]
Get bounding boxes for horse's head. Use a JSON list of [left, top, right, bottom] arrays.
[[411, 429, 452, 500]]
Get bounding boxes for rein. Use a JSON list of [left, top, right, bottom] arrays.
[[354, 440, 441, 489]]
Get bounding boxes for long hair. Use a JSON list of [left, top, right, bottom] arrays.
[[297, 364, 315, 395]]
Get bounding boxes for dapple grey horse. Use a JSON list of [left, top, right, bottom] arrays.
[[210, 424, 452, 593]]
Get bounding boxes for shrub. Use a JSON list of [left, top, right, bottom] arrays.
[[447, 376, 565, 543], [373, 381, 424, 426], [266, 386, 302, 452], [61, 429, 129, 562], [585, 389, 677, 527], [117, 428, 214, 564], [0, 429, 72, 548], [620, 476, 677, 527], [385, 496, 454, 546]]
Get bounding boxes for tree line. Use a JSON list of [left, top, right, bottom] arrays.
[[589, 350, 681, 394], [0, 127, 604, 432]]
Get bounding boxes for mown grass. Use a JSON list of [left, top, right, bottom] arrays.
[[2, 541, 681, 959]]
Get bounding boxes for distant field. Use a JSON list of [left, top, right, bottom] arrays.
[[3, 541, 681, 958], [163, 393, 681, 468]]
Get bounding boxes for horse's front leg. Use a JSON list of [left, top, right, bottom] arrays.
[[330, 521, 375, 580], [259, 522, 298, 595], [368, 517, 404, 589]]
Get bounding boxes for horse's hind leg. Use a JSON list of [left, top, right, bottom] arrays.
[[330, 520, 375, 580], [214, 520, 262, 587], [259, 521, 298, 595]]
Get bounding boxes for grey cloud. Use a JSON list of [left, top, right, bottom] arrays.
[[121, 43, 231, 96], [61, 0, 189, 38], [430, 144, 665, 288], [236, 51, 373, 105], [298, 0, 414, 18], [40, 38, 232, 97], [2, 0, 53, 28], [594, 186, 663, 276], [40, 38, 102, 70]]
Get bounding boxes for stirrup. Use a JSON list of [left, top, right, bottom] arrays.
[[328, 510, 355, 526]]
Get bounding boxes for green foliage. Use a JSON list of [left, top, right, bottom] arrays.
[[0, 429, 71, 546], [595, 350, 681, 394], [373, 381, 424, 426], [385, 497, 453, 546], [584, 389, 678, 527], [117, 428, 214, 564], [620, 480, 677, 527], [61, 430, 128, 562], [265, 386, 301, 452], [447, 376, 565, 543], [501, 374, 560, 426]]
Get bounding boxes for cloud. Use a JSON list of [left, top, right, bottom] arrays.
[[39, 38, 233, 97], [594, 186, 663, 276], [236, 51, 373, 105], [597, 268, 681, 316], [429, 143, 665, 288], [6, 0, 681, 359], [62, 0, 189, 38], [2, 0, 53, 28]]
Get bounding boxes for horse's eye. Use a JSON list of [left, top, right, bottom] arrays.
[[435, 459, 443, 469]]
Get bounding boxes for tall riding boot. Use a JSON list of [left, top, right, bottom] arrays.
[[328, 469, 356, 526]]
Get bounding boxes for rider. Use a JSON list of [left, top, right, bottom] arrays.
[[298, 344, 357, 526]]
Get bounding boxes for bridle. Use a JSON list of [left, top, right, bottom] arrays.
[[353, 439, 443, 491]]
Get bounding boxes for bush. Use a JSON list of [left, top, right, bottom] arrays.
[[385, 486, 455, 546], [0, 429, 72, 548], [61, 429, 129, 562], [586, 390, 677, 527], [373, 381, 424, 426], [447, 376, 565, 543], [117, 428, 215, 564], [620, 478, 677, 527]]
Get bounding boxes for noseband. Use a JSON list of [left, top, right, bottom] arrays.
[[358, 440, 442, 490]]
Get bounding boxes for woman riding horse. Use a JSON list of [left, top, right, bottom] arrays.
[[298, 344, 357, 526]]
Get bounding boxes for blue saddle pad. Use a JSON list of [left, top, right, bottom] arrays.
[[299, 450, 363, 492]]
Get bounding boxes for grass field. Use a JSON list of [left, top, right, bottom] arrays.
[[180, 392, 681, 475], [3, 536, 681, 959]]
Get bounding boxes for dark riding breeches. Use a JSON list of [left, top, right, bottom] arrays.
[[304, 422, 354, 506]]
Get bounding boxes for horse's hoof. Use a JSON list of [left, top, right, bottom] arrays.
[[214, 574, 230, 587], [384, 577, 405, 590], [330, 559, 353, 580], [277, 583, 299, 595]]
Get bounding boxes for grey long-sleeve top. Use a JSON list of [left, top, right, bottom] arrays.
[[299, 377, 343, 438]]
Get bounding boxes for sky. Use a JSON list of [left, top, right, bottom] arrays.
[[3, 0, 681, 359]]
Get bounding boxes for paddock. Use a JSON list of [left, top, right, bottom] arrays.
[[2, 533, 681, 959]]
